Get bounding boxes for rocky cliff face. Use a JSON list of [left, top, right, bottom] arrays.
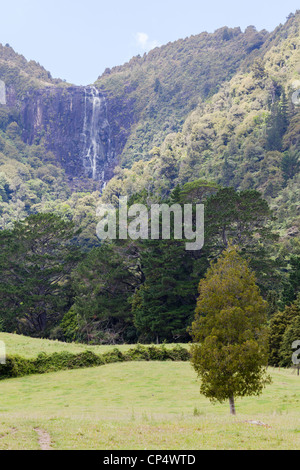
[[20, 85, 117, 186], [0, 22, 274, 191]]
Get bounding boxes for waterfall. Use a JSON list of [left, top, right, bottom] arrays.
[[82, 86, 111, 181]]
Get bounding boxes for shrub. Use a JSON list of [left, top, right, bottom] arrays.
[[0, 345, 191, 381]]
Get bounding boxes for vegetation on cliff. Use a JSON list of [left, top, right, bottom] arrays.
[[0, 12, 299, 370]]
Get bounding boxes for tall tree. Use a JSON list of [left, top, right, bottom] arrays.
[[279, 300, 300, 368], [190, 245, 271, 415], [204, 187, 281, 295], [268, 300, 300, 366], [132, 239, 196, 343], [266, 90, 289, 151], [70, 241, 142, 344], [281, 150, 300, 186], [281, 256, 300, 306], [130, 186, 207, 343], [0, 213, 81, 335]]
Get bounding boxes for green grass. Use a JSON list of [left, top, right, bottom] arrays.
[[0, 358, 299, 449], [0, 333, 299, 450], [0, 332, 185, 358]]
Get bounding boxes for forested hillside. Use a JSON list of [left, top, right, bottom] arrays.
[[101, 12, 300, 251], [95, 24, 269, 166], [0, 12, 299, 362], [0, 20, 272, 231]]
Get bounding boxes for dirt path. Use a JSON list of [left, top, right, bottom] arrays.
[[34, 428, 53, 450]]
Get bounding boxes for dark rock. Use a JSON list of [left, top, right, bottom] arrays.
[[19, 84, 118, 186]]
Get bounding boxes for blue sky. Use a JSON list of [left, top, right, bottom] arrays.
[[1, 0, 299, 85]]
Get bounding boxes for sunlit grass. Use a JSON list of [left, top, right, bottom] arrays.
[[0, 360, 299, 449], [0, 332, 186, 358]]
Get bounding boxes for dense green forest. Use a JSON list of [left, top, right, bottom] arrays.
[[0, 183, 299, 369], [0, 12, 299, 369]]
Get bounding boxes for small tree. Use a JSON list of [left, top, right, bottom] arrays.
[[190, 245, 271, 415]]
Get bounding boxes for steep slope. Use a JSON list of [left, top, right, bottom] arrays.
[[0, 26, 268, 190], [0, 43, 61, 100], [0, 13, 299, 245], [96, 25, 269, 167], [101, 12, 300, 250], [0, 23, 272, 232], [0, 44, 116, 189], [0, 25, 270, 187], [21, 85, 115, 182]]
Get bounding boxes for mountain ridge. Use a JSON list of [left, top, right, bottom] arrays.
[[0, 11, 299, 249]]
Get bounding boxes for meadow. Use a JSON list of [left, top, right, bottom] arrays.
[[0, 333, 299, 450], [0, 332, 143, 358]]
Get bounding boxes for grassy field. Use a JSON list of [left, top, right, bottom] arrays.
[[0, 334, 299, 450], [0, 332, 183, 358]]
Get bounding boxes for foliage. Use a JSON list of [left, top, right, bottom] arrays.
[[268, 298, 300, 367], [0, 344, 190, 380], [0, 213, 82, 335], [190, 245, 271, 414], [0, 15, 299, 350], [69, 242, 142, 344], [279, 311, 300, 367], [132, 239, 197, 343], [281, 256, 300, 305], [96, 25, 268, 166], [100, 13, 300, 257]]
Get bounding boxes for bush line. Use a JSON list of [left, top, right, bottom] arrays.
[[0, 344, 191, 380]]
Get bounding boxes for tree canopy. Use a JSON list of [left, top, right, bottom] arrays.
[[190, 245, 271, 415]]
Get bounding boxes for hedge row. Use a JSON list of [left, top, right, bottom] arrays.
[[0, 344, 191, 380]]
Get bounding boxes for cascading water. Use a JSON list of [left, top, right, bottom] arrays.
[[81, 86, 112, 182]]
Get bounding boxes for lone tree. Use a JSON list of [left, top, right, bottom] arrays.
[[190, 245, 271, 415]]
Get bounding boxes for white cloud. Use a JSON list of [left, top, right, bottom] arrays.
[[135, 32, 160, 52]]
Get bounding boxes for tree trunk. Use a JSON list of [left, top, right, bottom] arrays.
[[229, 395, 236, 415]]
